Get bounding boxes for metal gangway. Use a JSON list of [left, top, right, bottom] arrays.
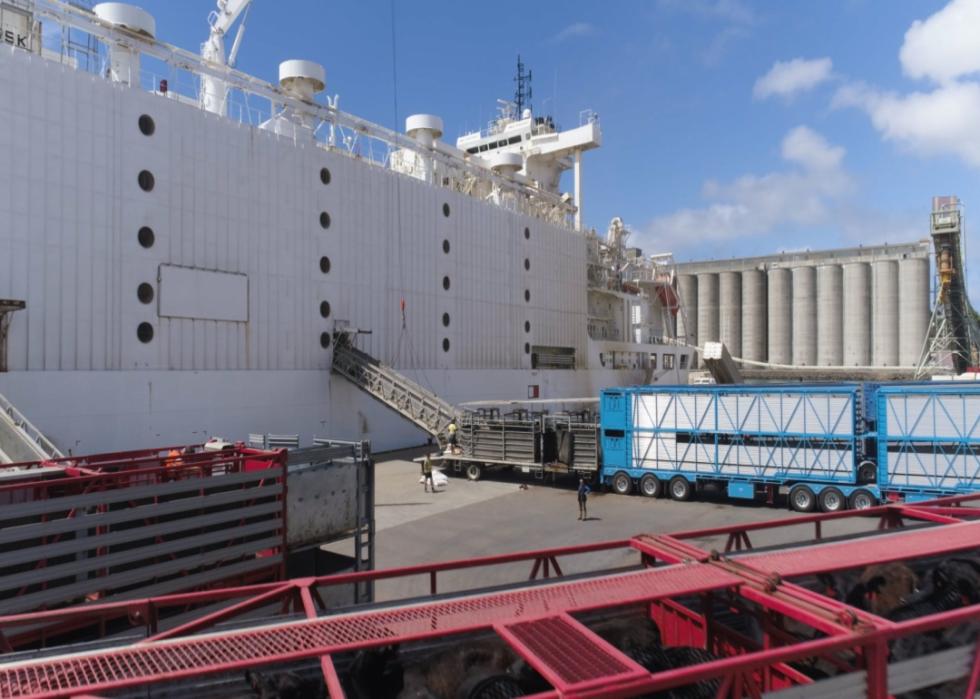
[[0, 390, 62, 464], [331, 335, 458, 447]]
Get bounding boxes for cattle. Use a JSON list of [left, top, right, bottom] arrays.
[[243, 669, 325, 699], [348, 645, 404, 699]]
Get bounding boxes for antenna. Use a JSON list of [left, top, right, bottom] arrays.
[[514, 54, 532, 115]]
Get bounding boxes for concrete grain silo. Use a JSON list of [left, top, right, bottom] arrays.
[[741, 269, 767, 362], [842, 262, 871, 366], [697, 273, 719, 349], [898, 257, 930, 366], [674, 240, 931, 376], [816, 264, 843, 366], [719, 271, 742, 358], [767, 268, 792, 364], [792, 266, 817, 366], [872, 260, 899, 366]]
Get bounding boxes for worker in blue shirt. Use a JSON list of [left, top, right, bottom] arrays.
[[577, 478, 591, 520]]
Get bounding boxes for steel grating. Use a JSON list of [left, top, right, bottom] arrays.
[[500, 614, 646, 688], [737, 520, 980, 577], [0, 564, 739, 698]]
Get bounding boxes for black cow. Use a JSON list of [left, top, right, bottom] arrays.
[[244, 669, 325, 699]]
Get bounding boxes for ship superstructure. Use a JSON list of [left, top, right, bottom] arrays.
[[0, 0, 688, 455]]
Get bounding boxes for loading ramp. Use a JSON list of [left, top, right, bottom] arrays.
[[0, 391, 62, 464], [331, 334, 458, 447]]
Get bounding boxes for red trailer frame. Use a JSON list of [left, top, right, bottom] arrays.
[[0, 443, 288, 645], [0, 495, 978, 698]]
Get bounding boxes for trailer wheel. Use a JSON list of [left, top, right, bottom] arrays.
[[611, 471, 633, 495], [789, 485, 816, 512], [858, 461, 877, 484], [849, 488, 875, 510], [465, 463, 483, 481], [818, 487, 846, 513], [668, 476, 693, 501], [639, 474, 662, 498]]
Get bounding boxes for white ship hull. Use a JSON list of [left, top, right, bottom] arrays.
[[0, 8, 688, 456], [0, 365, 687, 454]]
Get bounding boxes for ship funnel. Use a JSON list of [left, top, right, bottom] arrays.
[[278, 60, 326, 102], [93, 3, 155, 85], [487, 152, 523, 176], [405, 114, 443, 148]]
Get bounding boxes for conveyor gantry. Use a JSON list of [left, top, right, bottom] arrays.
[[331, 335, 458, 447]]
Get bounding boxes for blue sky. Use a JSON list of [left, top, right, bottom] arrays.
[[145, 0, 978, 296]]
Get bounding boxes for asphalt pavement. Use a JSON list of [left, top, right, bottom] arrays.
[[351, 449, 881, 601]]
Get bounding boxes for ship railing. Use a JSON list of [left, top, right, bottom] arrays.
[[31, 0, 577, 228]]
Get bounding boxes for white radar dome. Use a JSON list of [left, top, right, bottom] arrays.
[[278, 60, 326, 100], [93, 3, 156, 37], [487, 152, 523, 174], [405, 114, 444, 140]]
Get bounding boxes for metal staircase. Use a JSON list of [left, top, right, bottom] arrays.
[[331, 336, 458, 447], [0, 391, 63, 464]]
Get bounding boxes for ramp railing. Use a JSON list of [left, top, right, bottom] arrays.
[[0, 391, 62, 464], [331, 336, 457, 447]]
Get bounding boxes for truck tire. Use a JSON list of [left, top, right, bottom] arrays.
[[611, 471, 633, 495], [849, 488, 875, 510], [465, 463, 483, 481], [668, 476, 693, 501], [818, 487, 846, 513], [639, 474, 662, 498], [857, 461, 876, 484], [789, 485, 816, 512]]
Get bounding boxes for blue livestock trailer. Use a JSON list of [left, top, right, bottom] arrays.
[[599, 382, 980, 512]]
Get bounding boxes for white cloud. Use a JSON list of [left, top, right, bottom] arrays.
[[900, 0, 980, 83], [833, 1, 980, 170], [643, 127, 855, 251], [549, 22, 595, 44], [833, 81, 980, 167], [657, 0, 757, 66], [754, 57, 833, 100], [781, 124, 845, 170]]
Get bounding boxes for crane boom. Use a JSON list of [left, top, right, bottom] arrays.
[[199, 0, 253, 114]]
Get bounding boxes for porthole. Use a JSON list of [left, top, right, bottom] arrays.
[[137, 170, 155, 192], [320, 257, 331, 274], [137, 322, 154, 343], [524, 342, 530, 355], [524, 321, 530, 333], [137, 226, 155, 249], [320, 301, 331, 318], [137, 283, 154, 304], [320, 332, 331, 349], [320, 167, 331, 185], [138, 114, 155, 136], [524, 258, 530, 271], [320, 212, 331, 229], [442, 239, 450, 254], [524, 289, 530, 303], [442, 338, 450, 352], [524, 226, 530, 240], [442, 312, 450, 327], [442, 203, 450, 218], [442, 276, 450, 291]]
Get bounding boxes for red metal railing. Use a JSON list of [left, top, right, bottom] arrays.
[[0, 495, 978, 698]]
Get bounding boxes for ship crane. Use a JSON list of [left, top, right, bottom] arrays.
[[199, 0, 253, 115]]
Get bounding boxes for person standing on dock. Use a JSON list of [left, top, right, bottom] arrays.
[[577, 478, 591, 520], [422, 454, 435, 493]]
